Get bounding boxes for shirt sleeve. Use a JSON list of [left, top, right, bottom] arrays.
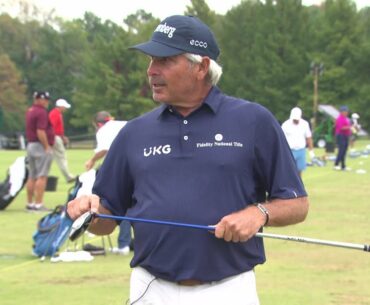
[[95, 125, 113, 152], [92, 128, 133, 216], [304, 121, 312, 138], [253, 106, 307, 200]]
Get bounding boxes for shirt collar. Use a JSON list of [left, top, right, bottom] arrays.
[[157, 86, 222, 119], [32, 104, 47, 109]]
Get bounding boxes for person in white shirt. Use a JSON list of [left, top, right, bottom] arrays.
[[85, 112, 126, 171], [85, 111, 132, 255], [281, 107, 315, 177]]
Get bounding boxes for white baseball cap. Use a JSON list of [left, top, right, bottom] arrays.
[[351, 113, 360, 119], [55, 99, 71, 109], [290, 107, 302, 120]]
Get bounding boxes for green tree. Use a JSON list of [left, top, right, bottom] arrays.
[[308, 0, 360, 107], [185, 0, 217, 28], [0, 14, 41, 90], [219, 0, 310, 122], [0, 53, 27, 132], [71, 12, 157, 129], [351, 6, 370, 130], [1, 0, 369, 135]]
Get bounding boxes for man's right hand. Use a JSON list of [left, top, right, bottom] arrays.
[[67, 194, 117, 236], [85, 159, 95, 171], [67, 194, 100, 220]]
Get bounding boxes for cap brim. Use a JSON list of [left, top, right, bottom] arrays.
[[130, 40, 185, 58], [57, 103, 71, 108]]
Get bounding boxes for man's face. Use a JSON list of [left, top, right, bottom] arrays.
[[147, 54, 200, 105], [36, 98, 49, 108]]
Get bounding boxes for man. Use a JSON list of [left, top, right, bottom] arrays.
[[49, 98, 75, 183], [25, 91, 54, 211], [85, 111, 132, 255], [281, 107, 315, 177], [350, 112, 360, 149], [68, 15, 309, 305], [334, 105, 351, 170]]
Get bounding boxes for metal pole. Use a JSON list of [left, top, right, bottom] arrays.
[[312, 65, 319, 131]]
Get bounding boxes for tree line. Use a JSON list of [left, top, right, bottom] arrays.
[[0, 0, 369, 136]]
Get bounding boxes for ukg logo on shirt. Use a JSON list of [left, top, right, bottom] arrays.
[[144, 144, 172, 157]]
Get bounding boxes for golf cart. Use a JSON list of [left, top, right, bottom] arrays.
[[313, 105, 336, 152], [313, 104, 368, 152]]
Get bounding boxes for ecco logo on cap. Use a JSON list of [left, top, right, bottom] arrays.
[[190, 39, 208, 49]]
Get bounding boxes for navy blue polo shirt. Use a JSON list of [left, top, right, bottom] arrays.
[[93, 86, 307, 282]]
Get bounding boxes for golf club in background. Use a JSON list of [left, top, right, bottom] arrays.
[[69, 212, 370, 252]]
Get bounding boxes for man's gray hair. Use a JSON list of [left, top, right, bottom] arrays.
[[185, 53, 223, 85]]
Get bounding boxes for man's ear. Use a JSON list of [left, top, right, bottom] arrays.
[[197, 57, 210, 81]]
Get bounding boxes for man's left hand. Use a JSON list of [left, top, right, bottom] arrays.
[[214, 206, 266, 243]]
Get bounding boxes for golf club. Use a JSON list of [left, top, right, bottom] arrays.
[[69, 212, 370, 252]]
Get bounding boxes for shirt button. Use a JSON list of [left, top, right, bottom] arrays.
[[183, 120, 188, 124], [184, 135, 189, 141]]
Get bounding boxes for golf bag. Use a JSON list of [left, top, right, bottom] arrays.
[[0, 156, 28, 210], [72, 169, 96, 199], [32, 205, 73, 257], [31, 169, 97, 257], [70, 169, 113, 255]]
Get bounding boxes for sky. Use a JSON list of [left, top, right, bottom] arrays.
[[5, 0, 369, 24]]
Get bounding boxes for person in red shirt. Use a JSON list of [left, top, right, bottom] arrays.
[[25, 91, 54, 211], [49, 99, 75, 183]]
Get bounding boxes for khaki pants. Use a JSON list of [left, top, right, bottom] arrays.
[[53, 135, 73, 181]]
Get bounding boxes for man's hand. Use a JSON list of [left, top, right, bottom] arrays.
[[45, 146, 53, 153], [67, 194, 117, 235], [85, 159, 95, 171], [214, 206, 266, 242], [67, 194, 100, 220], [63, 136, 69, 146]]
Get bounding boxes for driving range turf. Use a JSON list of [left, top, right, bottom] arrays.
[[1, 141, 369, 305]]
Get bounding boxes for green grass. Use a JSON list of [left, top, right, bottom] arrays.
[[1, 141, 370, 305]]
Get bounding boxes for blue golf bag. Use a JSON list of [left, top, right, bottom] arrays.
[[31, 170, 96, 258], [32, 205, 73, 257]]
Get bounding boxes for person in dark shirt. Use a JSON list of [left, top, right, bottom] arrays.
[[67, 15, 309, 305], [25, 91, 54, 211], [334, 105, 352, 171]]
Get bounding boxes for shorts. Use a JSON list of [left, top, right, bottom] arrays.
[[291, 148, 307, 172], [27, 142, 53, 179]]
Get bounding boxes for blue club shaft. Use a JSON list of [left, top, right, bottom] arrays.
[[94, 214, 370, 252], [96, 213, 216, 231]]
